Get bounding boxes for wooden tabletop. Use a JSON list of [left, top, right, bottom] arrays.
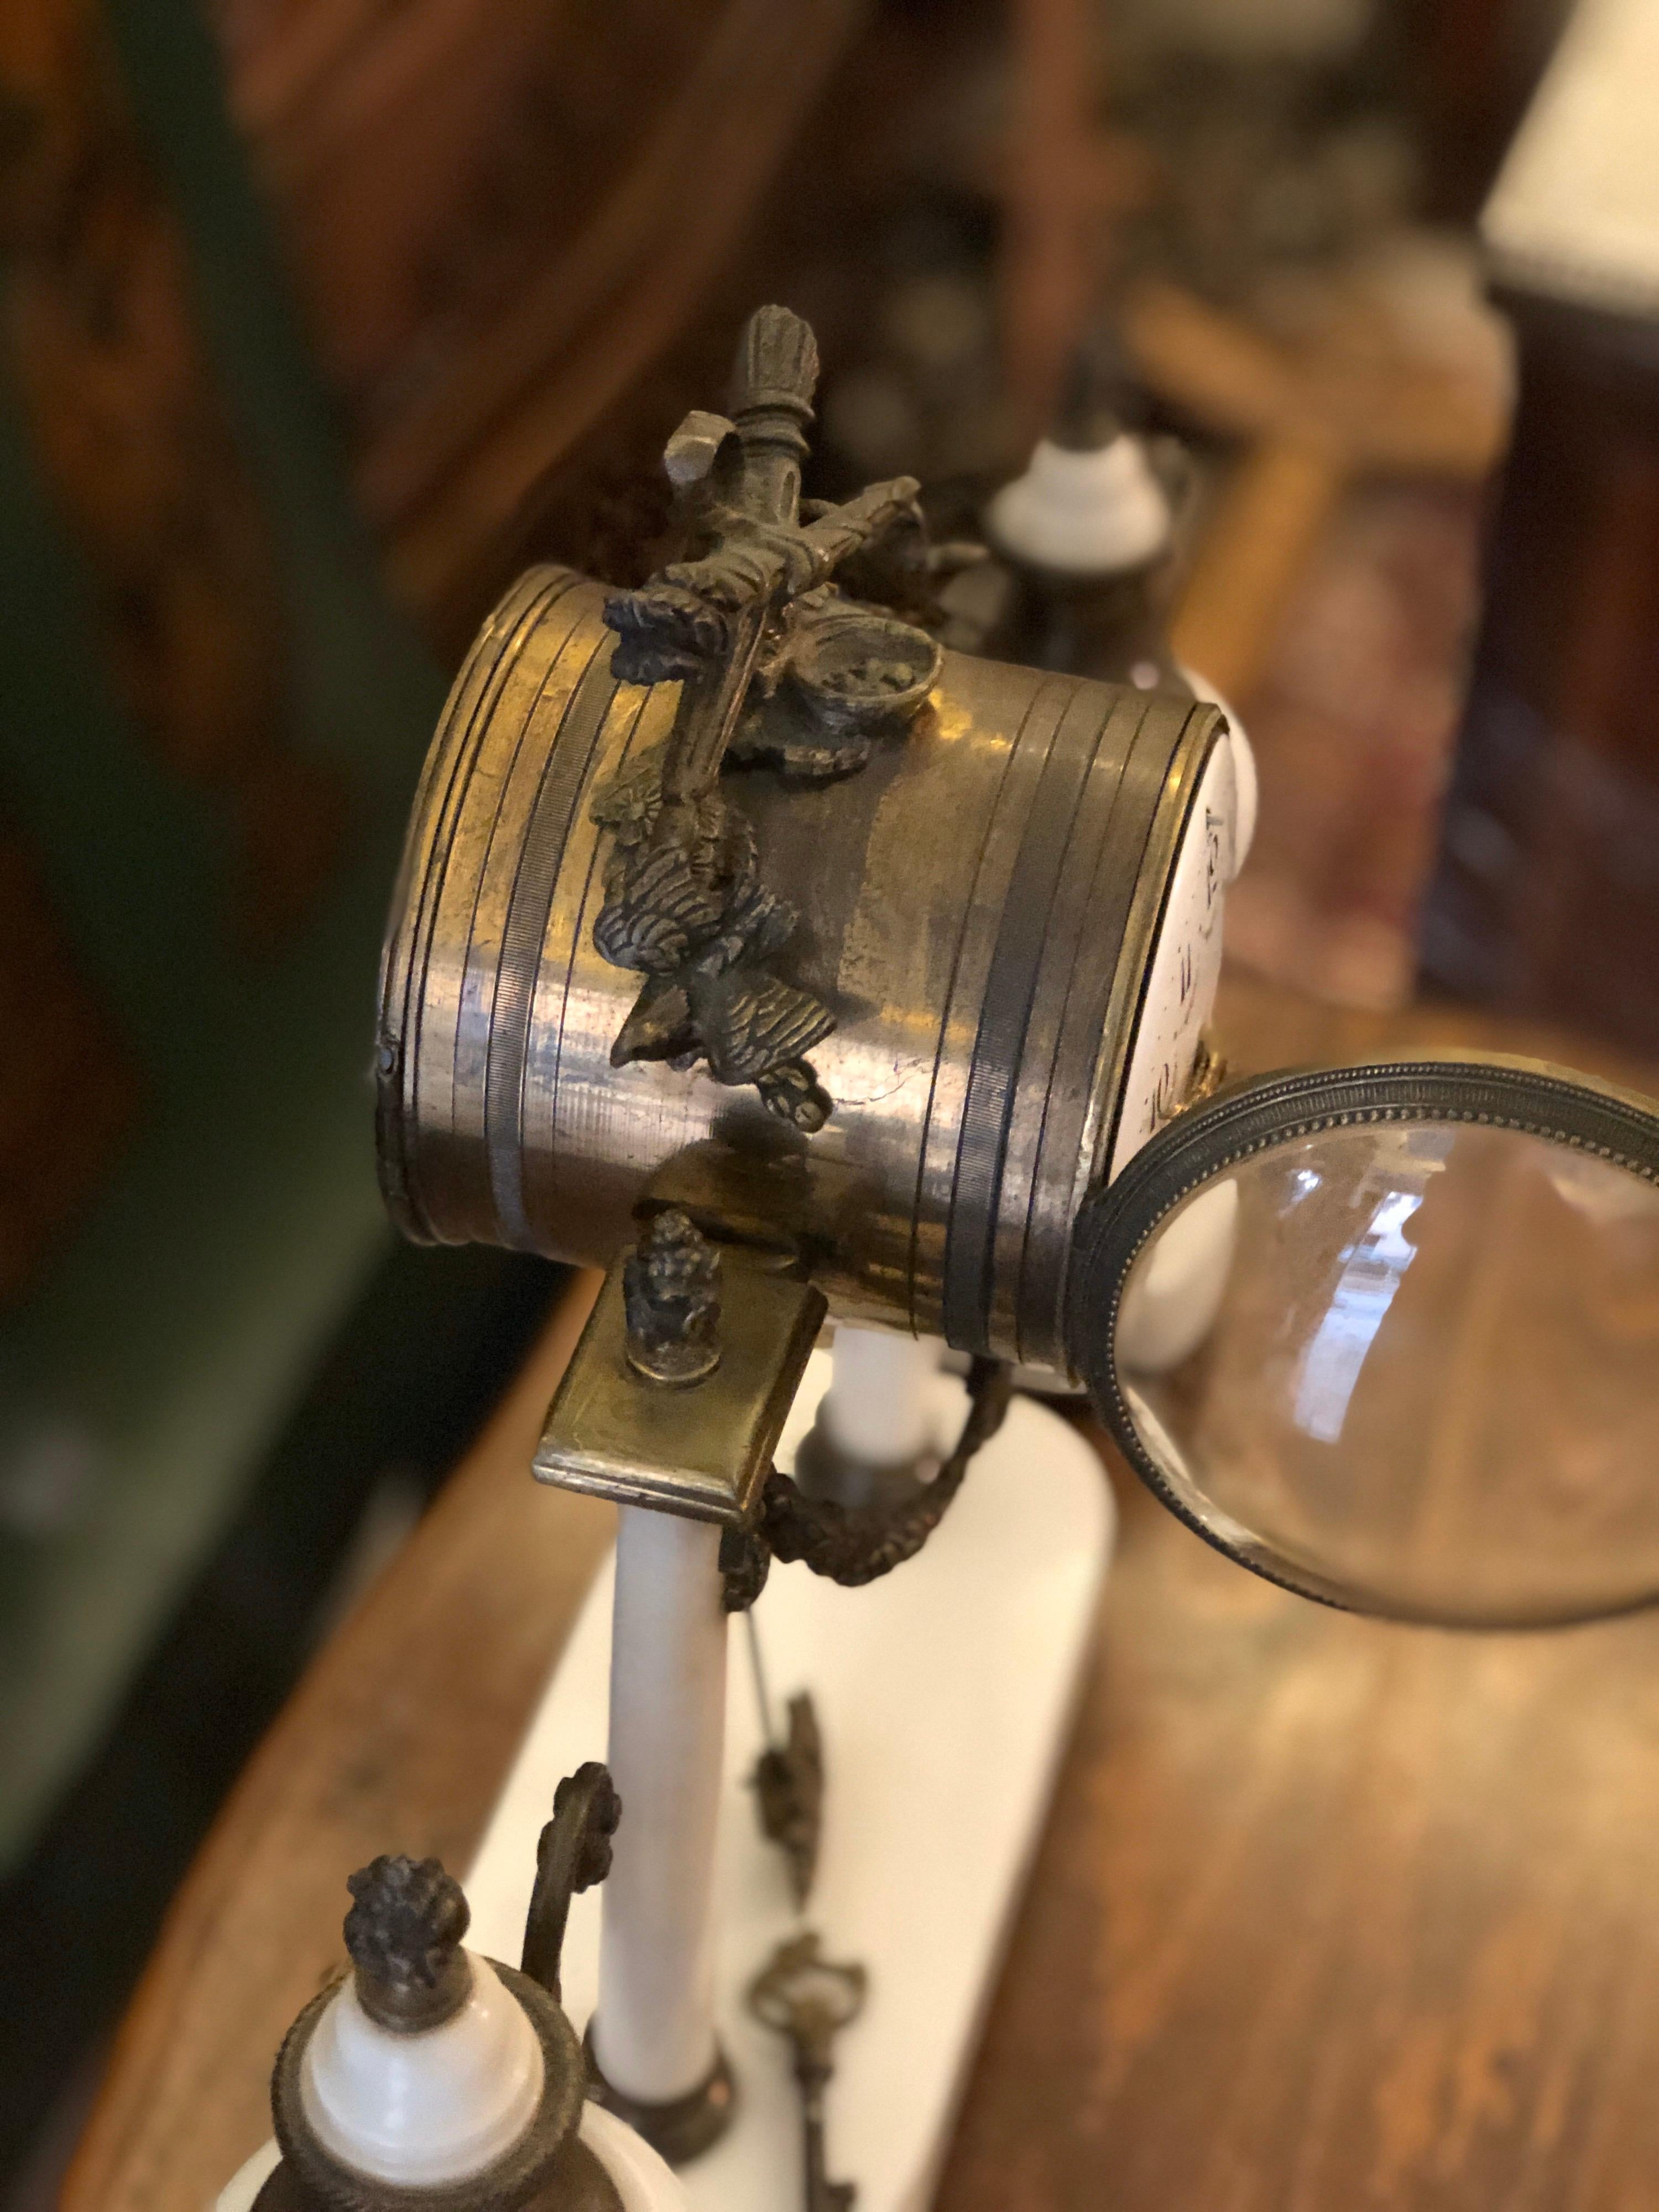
[[65, 974, 1659, 2212]]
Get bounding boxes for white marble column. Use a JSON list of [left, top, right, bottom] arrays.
[[592, 1506, 728, 2104], [821, 1326, 938, 1467]]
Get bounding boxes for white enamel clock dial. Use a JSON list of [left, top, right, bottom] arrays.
[[1108, 732, 1239, 1182]]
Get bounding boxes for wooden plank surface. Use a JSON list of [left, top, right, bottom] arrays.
[[943, 975, 1659, 2212], [938, 1463, 1659, 2212], [65, 975, 1659, 2211]]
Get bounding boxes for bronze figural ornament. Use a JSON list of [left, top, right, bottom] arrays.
[[622, 1209, 724, 1386], [592, 306, 944, 1134]]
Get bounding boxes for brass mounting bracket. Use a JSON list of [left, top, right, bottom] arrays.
[[534, 1228, 825, 1527]]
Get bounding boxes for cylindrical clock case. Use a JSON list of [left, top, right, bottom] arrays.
[[375, 565, 1225, 1369]]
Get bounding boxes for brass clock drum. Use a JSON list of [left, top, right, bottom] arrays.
[[375, 565, 1229, 1371]]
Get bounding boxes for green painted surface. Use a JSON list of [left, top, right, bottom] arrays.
[[0, 0, 450, 1867]]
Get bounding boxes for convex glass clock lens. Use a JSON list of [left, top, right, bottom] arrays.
[[1072, 1064, 1659, 1625]]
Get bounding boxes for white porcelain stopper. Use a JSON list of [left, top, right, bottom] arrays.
[[594, 1507, 728, 2107], [985, 434, 1173, 577], [300, 1950, 545, 2187]]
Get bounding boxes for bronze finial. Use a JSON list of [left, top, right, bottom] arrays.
[[343, 1855, 473, 2033], [730, 302, 821, 417], [623, 1209, 723, 1385]]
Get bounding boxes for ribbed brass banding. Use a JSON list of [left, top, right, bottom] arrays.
[[377, 567, 1222, 1367]]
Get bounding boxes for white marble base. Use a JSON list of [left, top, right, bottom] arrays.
[[464, 1353, 1114, 2212]]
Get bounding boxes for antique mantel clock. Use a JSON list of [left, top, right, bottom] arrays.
[[376, 299, 1659, 1623], [224, 307, 1659, 2212]]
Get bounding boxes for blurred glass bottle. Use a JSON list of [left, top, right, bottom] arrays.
[[982, 356, 1258, 874], [983, 359, 1186, 691]]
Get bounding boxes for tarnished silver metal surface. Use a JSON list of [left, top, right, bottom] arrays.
[[377, 570, 1221, 1366]]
